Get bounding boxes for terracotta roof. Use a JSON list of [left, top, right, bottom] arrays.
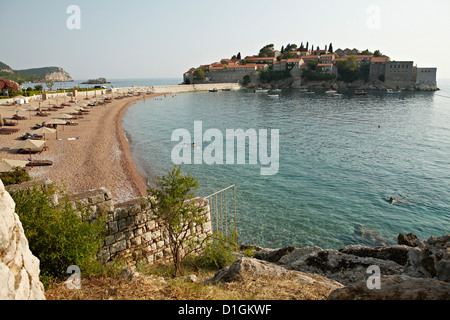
[[317, 63, 334, 67], [286, 58, 303, 63], [244, 56, 276, 61], [227, 64, 257, 68], [371, 57, 388, 63], [302, 55, 320, 59]]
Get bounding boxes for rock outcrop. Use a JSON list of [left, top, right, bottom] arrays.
[[0, 180, 45, 300], [208, 256, 344, 293], [328, 275, 450, 300], [235, 233, 450, 300]]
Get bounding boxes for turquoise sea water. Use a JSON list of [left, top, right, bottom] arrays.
[[122, 81, 450, 249]]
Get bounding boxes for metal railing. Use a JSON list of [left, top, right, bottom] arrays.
[[204, 185, 236, 238]]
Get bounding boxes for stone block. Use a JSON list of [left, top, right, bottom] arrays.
[[97, 200, 114, 213], [118, 219, 128, 231], [89, 193, 106, 205], [115, 231, 125, 241], [115, 209, 129, 220], [110, 240, 127, 254], [131, 237, 142, 247], [108, 221, 118, 234], [146, 220, 156, 230]]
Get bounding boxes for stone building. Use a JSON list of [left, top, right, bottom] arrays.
[[369, 56, 389, 81], [384, 61, 415, 89], [416, 67, 438, 90], [207, 64, 258, 83]]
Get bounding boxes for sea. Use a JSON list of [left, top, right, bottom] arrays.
[[120, 79, 450, 250]]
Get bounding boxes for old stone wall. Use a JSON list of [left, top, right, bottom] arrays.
[[67, 188, 213, 267]]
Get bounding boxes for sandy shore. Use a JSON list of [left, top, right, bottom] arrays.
[[0, 91, 163, 203]]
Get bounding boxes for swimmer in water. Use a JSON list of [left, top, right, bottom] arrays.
[[388, 197, 403, 205]]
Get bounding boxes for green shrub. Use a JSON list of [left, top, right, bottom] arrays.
[[0, 167, 32, 186], [194, 231, 239, 270], [260, 70, 291, 83], [10, 184, 107, 286]]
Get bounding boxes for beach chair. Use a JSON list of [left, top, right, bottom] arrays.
[[3, 119, 18, 126]]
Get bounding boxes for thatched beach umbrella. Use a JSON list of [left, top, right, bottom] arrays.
[[44, 119, 67, 132], [20, 105, 39, 119], [0, 159, 30, 173], [52, 113, 74, 119], [32, 126, 57, 140], [13, 106, 26, 115], [10, 140, 46, 166]]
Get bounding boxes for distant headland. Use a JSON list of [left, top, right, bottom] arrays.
[[0, 61, 73, 83], [81, 77, 111, 85], [183, 43, 438, 91]]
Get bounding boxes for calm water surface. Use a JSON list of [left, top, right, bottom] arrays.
[[122, 81, 450, 249]]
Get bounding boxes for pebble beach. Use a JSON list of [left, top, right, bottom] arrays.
[[0, 91, 162, 203]]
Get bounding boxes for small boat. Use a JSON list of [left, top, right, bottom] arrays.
[[355, 90, 368, 96], [304, 91, 315, 94], [209, 88, 218, 92], [255, 89, 269, 93], [387, 89, 402, 94], [222, 89, 231, 91], [325, 89, 338, 95], [270, 89, 282, 93], [268, 94, 279, 98]]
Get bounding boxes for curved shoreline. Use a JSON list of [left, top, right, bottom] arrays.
[[115, 93, 165, 198], [0, 92, 166, 203]]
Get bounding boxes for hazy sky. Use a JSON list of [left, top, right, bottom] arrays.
[[1, 0, 449, 80]]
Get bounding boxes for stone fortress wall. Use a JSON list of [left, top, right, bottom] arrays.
[[6, 180, 213, 268]]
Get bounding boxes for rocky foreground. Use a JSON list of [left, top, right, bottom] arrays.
[[209, 233, 450, 300]]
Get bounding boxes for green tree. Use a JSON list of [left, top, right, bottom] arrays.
[[374, 50, 382, 57], [237, 52, 241, 60], [335, 56, 358, 82], [242, 75, 251, 86], [147, 166, 208, 277], [11, 184, 107, 285], [259, 44, 274, 57], [307, 60, 319, 70], [34, 84, 43, 91], [45, 79, 54, 91], [193, 68, 206, 80], [329, 43, 334, 53]]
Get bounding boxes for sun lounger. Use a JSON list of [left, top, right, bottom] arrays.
[[0, 128, 20, 135], [26, 160, 53, 167], [3, 119, 18, 126], [21, 133, 44, 140], [12, 115, 27, 121], [17, 148, 44, 154]]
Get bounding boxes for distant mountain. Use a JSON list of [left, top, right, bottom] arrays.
[[0, 61, 13, 73], [0, 61, 73, 83]]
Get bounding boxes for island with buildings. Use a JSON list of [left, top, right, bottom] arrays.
[[183, 44, 438, 91]]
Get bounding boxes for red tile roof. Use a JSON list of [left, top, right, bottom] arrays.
[[302, 55, 320, 59], [371, 57, 388, 63], [286, 58, 303, 63]]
